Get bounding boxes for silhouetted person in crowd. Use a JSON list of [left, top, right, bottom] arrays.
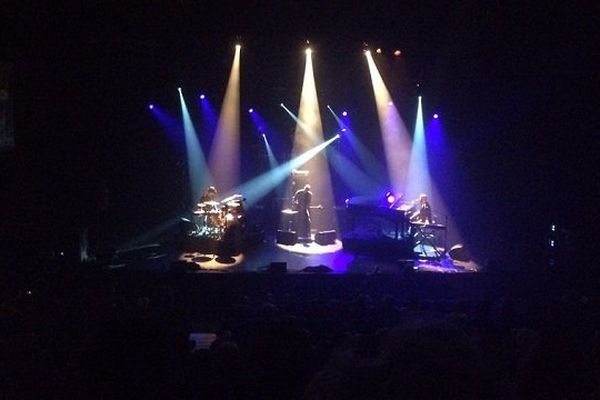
[[304, 318, 494, 400]]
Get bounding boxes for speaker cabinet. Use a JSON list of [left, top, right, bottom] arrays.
[[276, 230, 297, 245], [267, 262, 287, 274], [315, 230, 336, 245]]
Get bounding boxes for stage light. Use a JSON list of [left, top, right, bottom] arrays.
[[376, 48, 382, 54], [148, 104, 154, 110], [235, 44, 241, 50], [306, 48, 312, 55], [385, 191, 396, 204], [335, 133, 340, 139], [248, 108, 254, 113], [341, 128, 347, 132], [342, 111, 348, 117], [262, 133, 266, 138], [393, 49, 401, 56], [177, 87, 182, 92], [433, 113, 439, 119], [200, 94, 206, 100], [365, 50, 371, 56], [280, 103, 284, 107], [388, 101, 394, 106]]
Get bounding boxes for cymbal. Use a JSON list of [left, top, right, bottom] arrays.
[[281, 209, 298, 215], [203, 201, 220, 206], [226, 201, 240, 207], [410, 222, 446, 229]]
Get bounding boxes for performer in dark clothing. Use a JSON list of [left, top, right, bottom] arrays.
[[293, 184, 313, 238], [200, 186, 218, 203], [411, 193, 433, 224]]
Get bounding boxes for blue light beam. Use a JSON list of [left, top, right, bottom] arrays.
[[178, 89, 212, 205], [224, 135, 339, 207]]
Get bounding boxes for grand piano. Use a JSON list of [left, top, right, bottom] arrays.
[[340, 196, 446, 260]]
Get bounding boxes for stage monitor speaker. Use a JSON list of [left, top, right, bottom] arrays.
[[276, 230, 297, 246], [448, 244, 470, 262], [301, 264, 333, 273], [267, 262, 287, 274], [315, 230, 336, 245]]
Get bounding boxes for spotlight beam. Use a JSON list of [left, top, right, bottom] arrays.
[[327, 104, 387, 179], [209, 44, 241, 193], [281, 103, 318, 137], [262, 134, 279, 169], [328, 147, 382, 194], [365, 50, 412, 193], [406, 96, 432, 199], [224, 135, 339, 207], [149, 105, 184, 149], [118, 215, 182, 250], [326, 105, 347, 130], [287, 44, 338, 232], [198, 95, 218, 149], [178, 89, 211, 204]]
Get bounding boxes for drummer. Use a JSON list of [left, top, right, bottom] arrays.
[[200, 186, 218, 203], [195, 186, 222, 229]]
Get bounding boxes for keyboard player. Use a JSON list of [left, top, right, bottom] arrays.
[[410, 193, 433, 224]]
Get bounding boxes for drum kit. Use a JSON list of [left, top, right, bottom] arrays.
[[192, 198, 243, 239]]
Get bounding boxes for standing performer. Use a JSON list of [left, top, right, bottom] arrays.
[[293, 184, 313, 239]]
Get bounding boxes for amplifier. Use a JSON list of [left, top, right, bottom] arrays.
[[315, 230, 336, 245], [276, 230, 297, 245]]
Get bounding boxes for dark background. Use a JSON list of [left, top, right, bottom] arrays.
[[1, 1, 597, 268]]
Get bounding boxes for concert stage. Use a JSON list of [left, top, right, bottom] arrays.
[[142, 192, 478, 275], [168, 231, 477, 274]]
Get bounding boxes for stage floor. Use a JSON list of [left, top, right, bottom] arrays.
[[176, 232, 478, 274]]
